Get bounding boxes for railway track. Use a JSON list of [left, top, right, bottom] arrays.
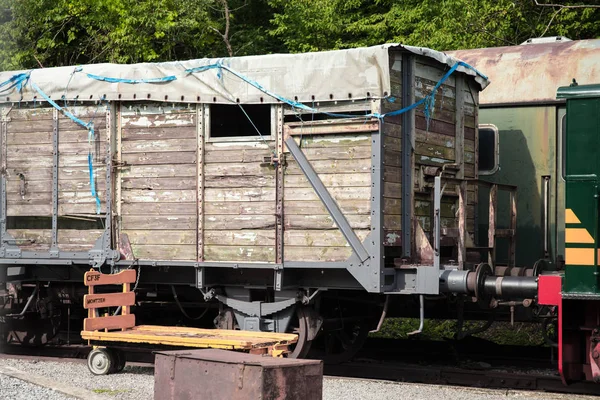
[[1, 338, 598, 396]]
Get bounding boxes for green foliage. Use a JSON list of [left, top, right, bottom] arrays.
[[0, 0, 275, 69], [269, 0, 600, 52], [370, 318, 545, 346], [0, 1, 599, 69]]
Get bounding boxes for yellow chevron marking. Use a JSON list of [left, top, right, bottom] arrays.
[[566, 209, 581, 224], [566, 248, 595, 266], [566, 228, 595, 244]]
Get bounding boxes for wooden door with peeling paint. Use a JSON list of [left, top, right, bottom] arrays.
[[118, 103, 199, 261]]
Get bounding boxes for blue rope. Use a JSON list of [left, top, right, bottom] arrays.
[[185, 63, 315, 112], [0, 57, 485, 217], [86, 73, 177, 84], [88, 152, 101, 214], [31, 82, 94, 131], [31, 82, 102, 214], [0, 72, 30, 95]]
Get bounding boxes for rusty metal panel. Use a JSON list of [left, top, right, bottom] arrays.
[[449, 39, 600, 105], [154, 349, 323, 400]]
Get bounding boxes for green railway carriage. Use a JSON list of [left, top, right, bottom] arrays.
[[453, 38, 600, 383], [450, 37, 600, 270], [536, 84, 600, 383]]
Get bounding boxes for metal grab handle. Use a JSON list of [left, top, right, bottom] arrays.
[[542, 175, 550, 257]]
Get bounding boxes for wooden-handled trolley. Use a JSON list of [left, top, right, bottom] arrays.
[[81, 270, 298, 375]]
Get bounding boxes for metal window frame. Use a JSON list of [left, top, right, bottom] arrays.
[[205, 103, 276, 143], [478, 123, 500, 175], [558, 111, 567, 182]]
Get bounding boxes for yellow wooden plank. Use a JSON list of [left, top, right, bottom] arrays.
[[79, 326, 297, 349], [134, 325, 297, 340]]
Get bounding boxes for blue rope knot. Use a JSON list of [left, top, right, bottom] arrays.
[[0, 72, 30, 98]]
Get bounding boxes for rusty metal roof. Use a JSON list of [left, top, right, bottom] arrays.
[[449, 39, 600, 105]]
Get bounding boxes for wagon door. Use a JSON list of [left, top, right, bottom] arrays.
[[1, 104, 110, 256], [57, 105, 108, 252], [118, 103, 198, 261]]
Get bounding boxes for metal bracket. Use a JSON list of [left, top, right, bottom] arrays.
[[52, 108, 59, 248], [433, 176, 441, 269], [195, 267, 205, 289], [215, 293, 298, 318], [275, 105, 284, 291], [285, 137, 370, 263]]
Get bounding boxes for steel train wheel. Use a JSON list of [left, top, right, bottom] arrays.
[[308, 320, 369, 364], [87, 348, 113, 375], [288, 307, 313, 359]]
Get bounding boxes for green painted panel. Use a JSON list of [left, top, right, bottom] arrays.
[[478, 106, 557, 268], [563, 96, 600, 294]]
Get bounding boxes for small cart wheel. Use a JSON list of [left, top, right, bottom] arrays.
[[111, 349, 126, 373], [87, 347, 113, 375]]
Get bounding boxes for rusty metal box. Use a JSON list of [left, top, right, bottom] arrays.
[[154, 349, 323, 400]]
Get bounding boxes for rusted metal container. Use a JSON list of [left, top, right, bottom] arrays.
[[154, 349, 323, 400]]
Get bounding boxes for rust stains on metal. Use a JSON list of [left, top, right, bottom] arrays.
[[154, 349, 323, 400], [448, 39, 600, 105]]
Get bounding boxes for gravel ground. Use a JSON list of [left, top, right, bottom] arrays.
[[0, 357, 598, 400], [0, 372, 75, 400]]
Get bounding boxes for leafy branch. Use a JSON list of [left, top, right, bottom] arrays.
[[534, 0, 600, 37]]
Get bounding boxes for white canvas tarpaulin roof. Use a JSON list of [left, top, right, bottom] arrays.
[[0, 44, 489, 105]]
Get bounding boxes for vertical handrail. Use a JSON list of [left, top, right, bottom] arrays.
[[509, 189, 517, 267], [488, 185, 498, 267], [542, 175, 551, 258]]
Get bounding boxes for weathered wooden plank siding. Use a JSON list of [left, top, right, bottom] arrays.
[[58, 229, 104, 251], [57, 106, 108, 217], [5, 107, 54, 222], [382, 51, 479, 254], [4, 106, 109, 250], [382, 65, 404, 244], [203, 139, 276, 263], [120, 104, 198, 261], [283, 130, 372, 262]]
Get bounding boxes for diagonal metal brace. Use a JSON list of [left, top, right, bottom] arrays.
[[285, 137, 370, 262]]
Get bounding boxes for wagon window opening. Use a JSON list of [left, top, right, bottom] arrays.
[[209, 104, 272, 139], [478, 125, 499, 175], [283, 110, 369, 123]]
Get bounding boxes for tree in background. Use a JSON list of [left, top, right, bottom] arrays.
[[0, 0, 276, 69], [268, 0, 600, 52], [0, 0, 598, 70]]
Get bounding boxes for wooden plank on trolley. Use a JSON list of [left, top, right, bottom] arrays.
[[83, 292, 136, 309], [83, 314, 135, 332], [84, 270, 136, 286], [80, 325, 297, 350]]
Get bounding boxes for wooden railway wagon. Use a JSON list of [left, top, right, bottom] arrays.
[[0, 45, 489, 359]]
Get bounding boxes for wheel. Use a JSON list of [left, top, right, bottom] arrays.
[[109, 349, 126, 373], [87, 348, 114, 375], [308, 320, 369, 364], [287, 307, 313, 359]]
